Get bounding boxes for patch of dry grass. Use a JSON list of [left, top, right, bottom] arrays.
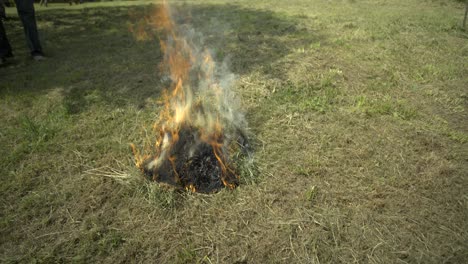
[[1, 0, 467, 263]]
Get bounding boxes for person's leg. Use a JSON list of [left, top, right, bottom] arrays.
[[0, 18, 13, 59], [15, 0, 43, 56]]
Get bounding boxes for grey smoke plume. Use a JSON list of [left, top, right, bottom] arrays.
[[131, 1, 250, 192]]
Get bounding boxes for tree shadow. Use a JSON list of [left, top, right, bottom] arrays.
[[0, 3, 324, 114]]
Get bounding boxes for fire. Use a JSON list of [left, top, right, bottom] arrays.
[[130, 1, 244, 193]]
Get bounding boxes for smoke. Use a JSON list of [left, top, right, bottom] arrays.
[[129, 1, 250, 192], [165, 3, 246, 137]]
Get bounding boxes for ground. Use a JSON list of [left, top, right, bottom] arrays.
[[0, 0, 467, 263]]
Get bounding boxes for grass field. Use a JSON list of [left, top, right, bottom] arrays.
[[1, 0, 467, 263]]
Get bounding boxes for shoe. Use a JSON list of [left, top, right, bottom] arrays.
[[0, 57, 5, 66], [31, 51, 46, 61], [32, 54, 46, 61]]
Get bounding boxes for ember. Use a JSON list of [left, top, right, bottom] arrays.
[[131, 1, 248, 193], [140, 126, 239, 193]]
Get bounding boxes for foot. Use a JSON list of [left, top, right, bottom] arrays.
[[32, 52, 46, 61], [33, 54, 46, 61], [0, 57, 6, 66]]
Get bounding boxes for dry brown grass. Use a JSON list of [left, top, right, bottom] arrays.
[[1, 0, 467, 263]]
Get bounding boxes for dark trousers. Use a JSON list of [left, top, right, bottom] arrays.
[[0, 0, 43, 58], [0, 19, 13, 58]]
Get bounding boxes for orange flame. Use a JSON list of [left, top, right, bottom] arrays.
[[131, 0, 238, 191]]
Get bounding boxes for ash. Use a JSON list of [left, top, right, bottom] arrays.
[[142, 126, 239, 193]]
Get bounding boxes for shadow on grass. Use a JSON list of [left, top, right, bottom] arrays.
[[0, 3, 323, 114]]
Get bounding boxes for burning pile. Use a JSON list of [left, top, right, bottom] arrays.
[[131, 1, 249, 193]]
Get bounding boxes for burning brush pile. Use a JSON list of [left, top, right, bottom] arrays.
[[130, 2, 251, 193]]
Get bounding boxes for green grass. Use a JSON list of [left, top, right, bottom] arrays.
[[1, 0, 467, 263]]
